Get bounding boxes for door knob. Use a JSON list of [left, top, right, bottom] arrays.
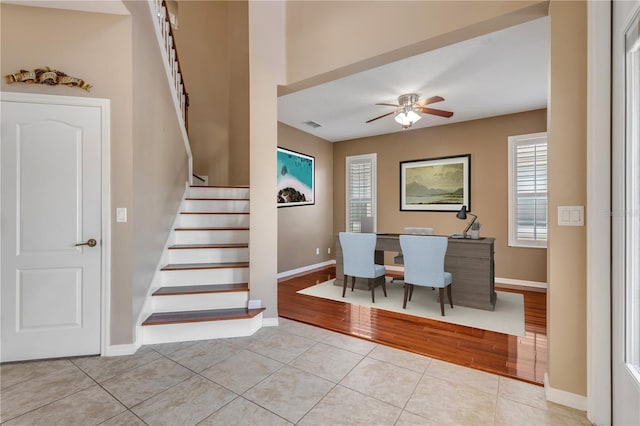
[[76, 239, 97, 247]]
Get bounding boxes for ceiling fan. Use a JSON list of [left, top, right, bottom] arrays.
[[366, 93, 454, 129]]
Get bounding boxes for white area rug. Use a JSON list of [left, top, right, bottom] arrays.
[[298, 279, 525, 336]]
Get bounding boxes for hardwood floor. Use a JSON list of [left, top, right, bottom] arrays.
[[278, 266, 547, 385]]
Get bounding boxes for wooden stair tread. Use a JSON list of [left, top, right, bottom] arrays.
[[142, 307, 265, 326], [153, 283, 249, 296], [174, 227, 249, 231], [168, 243, 249, 250], [161, 262, 249, 271]]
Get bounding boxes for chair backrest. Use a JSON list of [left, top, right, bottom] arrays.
[[339, 232, 378, 278], [399, 235, 448, 287], [403, 227, 434, 235]]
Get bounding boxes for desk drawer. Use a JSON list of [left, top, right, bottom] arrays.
[[447, 241, 493, 259]]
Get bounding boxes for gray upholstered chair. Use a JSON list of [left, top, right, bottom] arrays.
[[399, 234, 453, 316], [339, 232, 387, 303], [392, 227, 434, 283]]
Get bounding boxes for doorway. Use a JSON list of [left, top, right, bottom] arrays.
[[612, 0, 640, 423], [1, 92, 110, 362]]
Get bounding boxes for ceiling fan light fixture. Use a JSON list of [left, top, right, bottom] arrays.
[[366, 93, 452, 127], [394, 109, 421, 128]]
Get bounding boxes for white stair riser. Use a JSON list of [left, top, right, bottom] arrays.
[[184, 199, 249, 213], [142, 314, 262, 345], [169, 247, 249, 264], [188, 187, 249, 199], [152, 292, 248, 312], [178, 213, 249, 228], [174, 230, 249, 245], [161, 268, 249, 285]]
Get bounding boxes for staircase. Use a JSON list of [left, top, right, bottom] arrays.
[[141, 185, 264, 345]]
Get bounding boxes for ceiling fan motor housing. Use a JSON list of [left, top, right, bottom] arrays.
[[398, 93, 420, 107]]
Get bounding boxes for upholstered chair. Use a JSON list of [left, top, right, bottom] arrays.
[[399, 235, 453, 316], [339, 232, 387, 303]]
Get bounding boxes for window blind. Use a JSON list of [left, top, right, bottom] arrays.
[[346, 154, 376, 232], [509, 133, 548, 247]]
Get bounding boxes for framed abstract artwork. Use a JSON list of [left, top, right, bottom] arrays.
[[400, 154, 470, 211], [277, 147, 315, 207]]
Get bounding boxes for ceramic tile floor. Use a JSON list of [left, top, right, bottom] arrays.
[[0, 318, 590, 426]]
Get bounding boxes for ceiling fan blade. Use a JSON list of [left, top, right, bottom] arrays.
[[366, 110, 396, 123], [375, 103, 400, 107], [419, 107, 454, 118], [415, 96, 444, 107]]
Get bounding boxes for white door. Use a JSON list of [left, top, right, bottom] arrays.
[[1, 94, 105, 362], [612, 1, 640, 424]]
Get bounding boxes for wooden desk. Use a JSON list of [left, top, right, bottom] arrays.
[[335, 234, 496, 311]]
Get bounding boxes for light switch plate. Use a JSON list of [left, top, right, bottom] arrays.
[[558, 206, 584, 226], [116, 207, 127, 223]]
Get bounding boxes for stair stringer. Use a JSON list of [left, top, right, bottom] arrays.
[[134, 183, 190, 347]]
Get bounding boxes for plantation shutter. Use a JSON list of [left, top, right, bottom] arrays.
[[346, 154, 377, 232], [509, 133, 548, 247]]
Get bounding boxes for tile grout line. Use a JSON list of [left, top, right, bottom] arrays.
[[71, 358, 147, 425], [294, 381, 341, 425], [166, 341, 292, 424], [0, 364, 97, 424]]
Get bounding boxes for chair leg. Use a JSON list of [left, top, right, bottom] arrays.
[[351, 276, 355, 292], [409, 284, 414, 301], [381, 278, 387, 297], [403, 284, 411, 308], [447, 285, 453, 308], [439, 288, 445, 316], [342, 275, 348, 297], [370, 279, 375, 303]]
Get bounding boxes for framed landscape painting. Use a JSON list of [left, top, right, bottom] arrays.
[[277, 147, 315, 207], [400, 154, 470, 211]]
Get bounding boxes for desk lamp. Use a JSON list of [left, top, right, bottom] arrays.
[[455, 205, 477, 238]]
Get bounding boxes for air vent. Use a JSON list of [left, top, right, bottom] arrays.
[[303, 120, 323, 129]]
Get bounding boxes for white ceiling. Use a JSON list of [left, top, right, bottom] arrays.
[[278, 17, 549, 143]]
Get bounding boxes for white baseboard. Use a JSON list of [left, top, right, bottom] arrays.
[[262, 317, 279, 327], [103, 342, 140, 357], [495, 276, 547, 289], [277, 260, 336, 279], [544, 373, 588, 411]]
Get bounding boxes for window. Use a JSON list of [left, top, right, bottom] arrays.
[[346, 154, 376, 232], [508, 132, 548, 248]]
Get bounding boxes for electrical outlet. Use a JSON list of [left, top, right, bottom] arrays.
[[315, 248, 320, 255], [327, 247, 331, 254]]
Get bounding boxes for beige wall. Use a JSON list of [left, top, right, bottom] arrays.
[[277, 124, 334, 273], [173, 0, 249, 185], [248, 0, 285, 320], [284, 0, 548, 90], [227, 0, 250, 185], [333, 110, 548, 282], [1, 4, 135, 344], [124, 0, 190, 328], [547, 0, 587, 396]]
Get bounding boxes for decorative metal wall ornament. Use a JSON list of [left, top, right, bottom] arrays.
[[5, 67, 92, 91]]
